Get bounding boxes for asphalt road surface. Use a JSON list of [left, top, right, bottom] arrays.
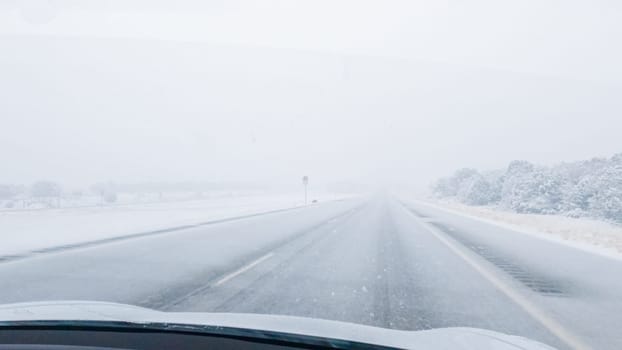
[[1, 195, 621, 350]]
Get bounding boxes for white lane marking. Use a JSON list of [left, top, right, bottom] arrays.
[[214, 252, 274, 287], [409, 213, 592, 350]]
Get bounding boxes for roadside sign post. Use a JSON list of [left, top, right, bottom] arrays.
[[302, 176, 309, 205]]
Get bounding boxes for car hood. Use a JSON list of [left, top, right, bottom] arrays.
[[0, 301, 556, 350]]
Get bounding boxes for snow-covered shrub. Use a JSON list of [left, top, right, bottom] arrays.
[[586, 157, 622, 223], [0, 185, 17, 199], [30, 181, 62, 198], [457, 173, 496, 205], [499, 160, 537, 212], [433, 168, 480, 197], [433, 168, 498, 205], [432, 153, 622, 223]]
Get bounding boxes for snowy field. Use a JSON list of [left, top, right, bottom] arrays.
[[422, 199, 622, 259], [0, 190, 284, 210], [0, 193, 349, 257]]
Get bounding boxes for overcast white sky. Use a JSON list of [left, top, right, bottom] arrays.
[[1, 0, 621, 189]]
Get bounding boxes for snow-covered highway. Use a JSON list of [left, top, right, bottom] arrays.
[[1, 195, 620, 350]]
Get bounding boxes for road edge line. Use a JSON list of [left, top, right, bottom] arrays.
[[0, 199, 358, 265], [403, 208, 592, 350]]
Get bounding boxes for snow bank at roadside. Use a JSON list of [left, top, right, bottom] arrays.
[[421, 199, 622, 257], [0, 193, 349, 257]]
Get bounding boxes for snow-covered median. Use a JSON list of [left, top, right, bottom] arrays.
[[0, 193, 346, 257], [420, 199, 622, 258]]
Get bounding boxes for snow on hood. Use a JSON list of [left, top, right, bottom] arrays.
[[0, 301, 557, 350]]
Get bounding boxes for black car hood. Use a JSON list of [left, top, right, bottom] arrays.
[[0, 301, 556, 350]]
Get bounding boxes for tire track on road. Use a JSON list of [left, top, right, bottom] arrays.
[[148, 204, 366, 311], [400, 202, 592, 350]]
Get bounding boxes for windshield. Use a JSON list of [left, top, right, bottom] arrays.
[[1, 1, 621, 349]]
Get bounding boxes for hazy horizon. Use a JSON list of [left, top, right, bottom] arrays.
[[2, 1, 621, 189]]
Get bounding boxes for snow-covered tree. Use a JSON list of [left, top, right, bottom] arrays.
[[522, 168, 564, 214], [432, 177, 454, 197], [433, 168, 479, 198], [433, 168, 498, 205], [91, 182, 118, 204], [457, 173, 496, 205], [432, 154, 622, 222], [29, 181, 62, 208], [499, 160, 535, 212], [500, 162, 564, 214], [0, 185, 15, 199], [30, 181, 61, 198], [587, 154, 622, 223]]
